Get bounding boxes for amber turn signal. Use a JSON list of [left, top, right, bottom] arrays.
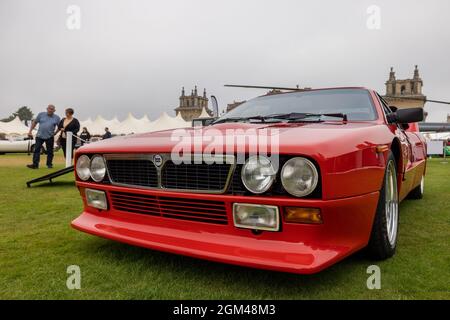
[[375, 145, 389, 153], [284, 207, 323, 224]]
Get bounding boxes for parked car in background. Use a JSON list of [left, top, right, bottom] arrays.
[[445, 141, 450, 156], [0, 136, 46, 154]]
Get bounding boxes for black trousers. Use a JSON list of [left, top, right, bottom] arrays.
[[60, 137, 77, 159], [33, 137, 54, 167]]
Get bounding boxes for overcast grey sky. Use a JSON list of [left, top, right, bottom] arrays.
[[0, 0, 449, 122]]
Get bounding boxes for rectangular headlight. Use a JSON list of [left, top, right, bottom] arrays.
[[233, 203, 279, 232], [85, 189, 108, 210]]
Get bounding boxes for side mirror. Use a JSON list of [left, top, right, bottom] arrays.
[[388, 106, 398, 112], [387, 108, 424, 124]]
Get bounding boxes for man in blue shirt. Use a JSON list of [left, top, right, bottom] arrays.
[[27, 105, 61, 169]]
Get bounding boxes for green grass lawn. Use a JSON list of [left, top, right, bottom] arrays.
[[0, 153, 449, 300]]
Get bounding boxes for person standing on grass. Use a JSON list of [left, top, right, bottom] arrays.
[[56, 108, 80, 159], [27, 105, 60, 169]]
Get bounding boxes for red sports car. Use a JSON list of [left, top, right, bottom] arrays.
[[71, 87, 426, 274]]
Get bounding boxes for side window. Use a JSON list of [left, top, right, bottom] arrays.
[[382, 104, 392, 117], [375, 93, 392, 118], [381, 97, 392, 115], [376, 93, 407, 131]]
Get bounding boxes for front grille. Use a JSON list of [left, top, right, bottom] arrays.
[[104, 154, 235, 193], [106, 159, 158, 188], [103, 154, 322, 198], [229, 164, 246, 194], [161, 161, 232, 191], [109, 191, 228, 225]]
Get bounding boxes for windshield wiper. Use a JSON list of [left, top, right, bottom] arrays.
[[213, 115, 283, 124], [213, 113, 312, 124], [213, 112, 347, 124], [286, 113, 348, 122]]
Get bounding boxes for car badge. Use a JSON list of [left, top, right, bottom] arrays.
[[153, 154, 163, 167]]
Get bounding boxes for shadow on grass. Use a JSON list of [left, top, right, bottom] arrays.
[[78, 236, 372, 295], [28, 181, 76, 189]]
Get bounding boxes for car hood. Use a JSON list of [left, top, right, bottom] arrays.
[[78, 121, 388, 158]]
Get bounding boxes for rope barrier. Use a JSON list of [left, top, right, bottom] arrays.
[[72, 133, 89, 143]]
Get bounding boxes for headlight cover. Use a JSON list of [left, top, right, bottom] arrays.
[[76, 155, 91, 181], [233, 203, 280, 231], [281, 157, 319, 197], [85, 188, 108, 210], [241, 155, 277, 194], [90, 155, 106, 182]]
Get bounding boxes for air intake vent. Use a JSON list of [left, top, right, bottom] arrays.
[[109, 191, 228, 225]]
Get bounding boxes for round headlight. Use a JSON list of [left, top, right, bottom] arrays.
[[241, 155, 277, 194], [281, 157, 318, 197], [90, 155, 106, 182], [76, 155, 91, 181]]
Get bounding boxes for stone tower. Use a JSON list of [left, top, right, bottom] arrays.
[[174, 86, 211, 121], [383, 66, 427, 112]]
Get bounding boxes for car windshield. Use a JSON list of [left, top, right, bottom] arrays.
[[218, 88, 377, 122]]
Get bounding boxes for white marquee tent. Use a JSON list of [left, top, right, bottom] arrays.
[[0, 121, 6, 134], [198, 107, 211, 119], [78, 112, 196, 136], [1, 110, 211, 137], [0, 117, 30, 135], [140, 115, 151, 123], [149, 112, 189, 132], [79, 117, 94, 130], [115, 113, 150, 135], [84, 115, 122, 136]]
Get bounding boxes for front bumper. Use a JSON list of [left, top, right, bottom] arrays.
[[72, 183, 379, 274]]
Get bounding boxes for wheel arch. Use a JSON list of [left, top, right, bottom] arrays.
[[390, 137, 403, 192], [390, 138, 402, 172]]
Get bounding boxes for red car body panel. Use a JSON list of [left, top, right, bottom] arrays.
[[71, 88, 427, 274], [72, 184, 379, 274]]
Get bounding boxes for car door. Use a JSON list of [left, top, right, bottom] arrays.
[[0, 140, 13, 152], [397, 124, 414, 173], [376, 94, 410, 174], [2, 138, 30, 153], [405, 125, 427, 162], [375, 93, 414, 198], [18, 139, 31, 152]]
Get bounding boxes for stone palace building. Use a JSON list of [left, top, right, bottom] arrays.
[[383, 65, 427, 112], [174, 86, 212, 121]]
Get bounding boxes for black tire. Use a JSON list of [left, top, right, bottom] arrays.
[[408, 175, 424, 199], [367, 152, 399, 260], [30, 145, 35, 153]]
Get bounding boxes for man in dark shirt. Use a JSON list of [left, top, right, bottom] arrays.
[[102, 127, 112, 140], [27, 105, 60, 169]]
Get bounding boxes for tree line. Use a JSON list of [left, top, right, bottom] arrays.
[[1, 106, 34, 125]]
